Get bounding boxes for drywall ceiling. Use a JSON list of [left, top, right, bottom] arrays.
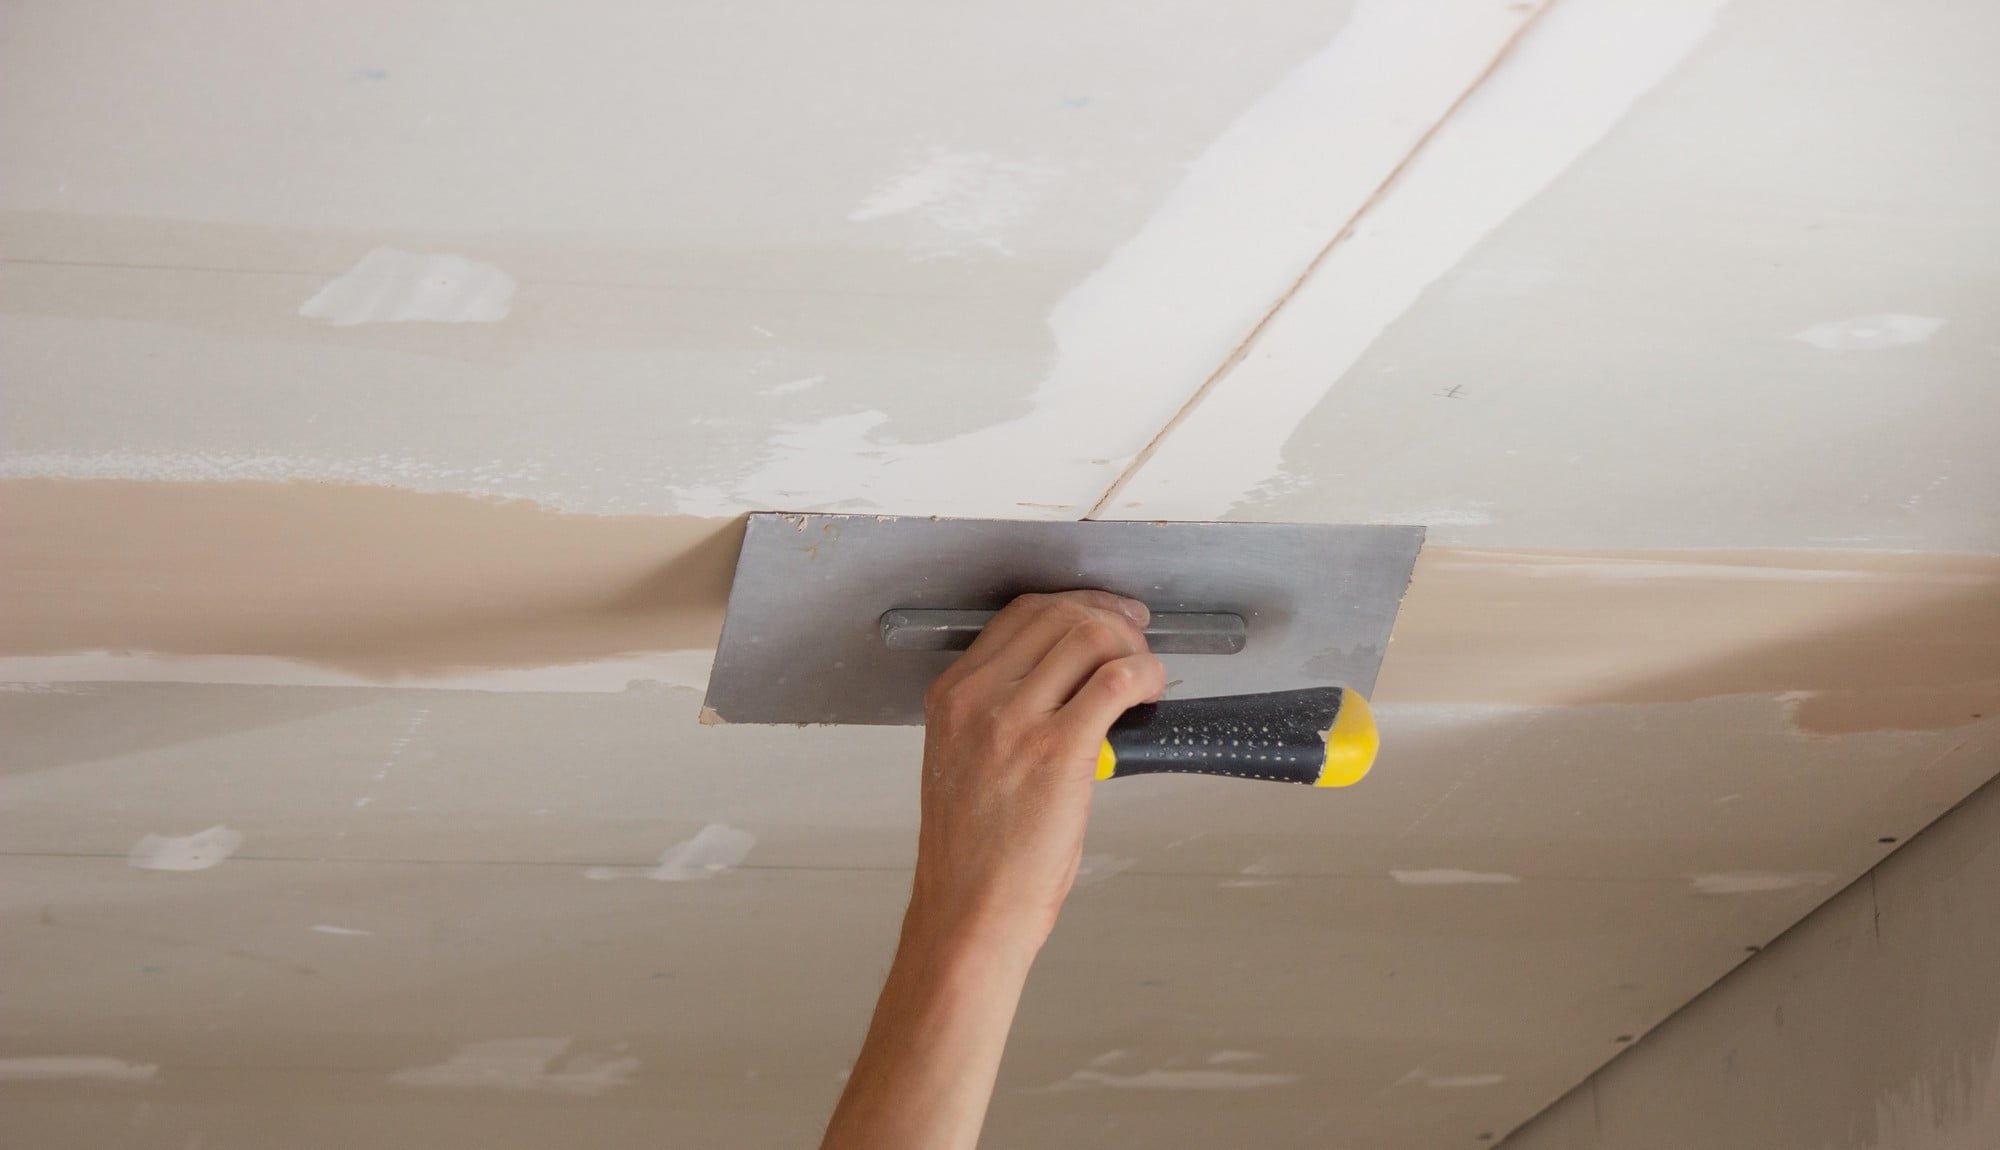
[[2, 0, 1995, 1147]]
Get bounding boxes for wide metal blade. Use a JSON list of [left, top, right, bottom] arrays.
[[702, 514, 1425, 726]]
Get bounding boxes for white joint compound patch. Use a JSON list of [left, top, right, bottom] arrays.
[[584, 824, 755, 882], [299, 248, 516, 326], [848, 148, 1059, 257], [762, 374, 826, 397], [1396, 1068, 1508, 1088], [0, 1057, 159, 1082], [1074, 854, 1138, 886], [1691, 871, 1837, 895], [1054, 1067, 1302, 1092], [1791, 313, 1945, 352], [389, 1037, 636, 1095], [127, 825, 243, 871], [310, 924, 373, 937], [1391, 869, 1522, 885]]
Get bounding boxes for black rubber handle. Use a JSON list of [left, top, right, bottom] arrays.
[[1097, 687, 1377, 788]]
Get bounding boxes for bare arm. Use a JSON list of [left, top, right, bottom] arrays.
[[820, 590, 1166, 1150]]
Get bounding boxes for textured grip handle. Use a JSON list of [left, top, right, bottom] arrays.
[[1095, 687, 1377, 788]]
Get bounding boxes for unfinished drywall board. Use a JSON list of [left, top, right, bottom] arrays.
[[3, 0, 1998, 1147], [1503, 771, 2000, 1149], [1109, 0, 2000, 551], [1, 0, 1545, 518], [5, 681, 1994, 1146]]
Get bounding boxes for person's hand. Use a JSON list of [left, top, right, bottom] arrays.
[[822, 590, 1164, 1150], [907, 590, 1167, 957]]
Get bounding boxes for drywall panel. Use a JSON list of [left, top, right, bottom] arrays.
[[1110, 0, 2000, 551], [1, 0, 1545, 518], [4, 683, 1994, 1146], [1503, 772, 2000, 1149], [2, 0, 1996, 1146]]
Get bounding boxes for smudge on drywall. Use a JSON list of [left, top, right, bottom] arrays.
[[127, 825, 243, 871], [1054, 1067, 1302, 1091], [762, 374, 826, 397], [1792, 313, 1945, 352], [309, 924, 373, 937], [1391, 869, 1521, 885], [1074, 855, 1137, 886], [0, 1056, 159, 1082], [847, 148, 1060, 258], [1396, 1068, 1508, 1088], [645, 824, 754, 881], [584, 824, 755, 882], [388, 1037, 636, 1095], [1691, 871, 1836, 895], [299, 248, 515, 326]]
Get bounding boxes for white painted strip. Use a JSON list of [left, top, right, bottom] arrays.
[[1112, 0, 1731, 520]]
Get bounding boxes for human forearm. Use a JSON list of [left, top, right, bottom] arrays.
[[821, 905, 1037, 1150], [818, 591, 1165, 1150]]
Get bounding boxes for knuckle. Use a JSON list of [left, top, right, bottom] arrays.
[[1072, 617, 1122, 648], [1048, 599, 1094, 623], [1098, 659, 1140, 690], [924, 677, 977, 724]]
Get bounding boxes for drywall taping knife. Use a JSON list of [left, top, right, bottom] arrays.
[[880, 608, 1376, 787], [700, 513, 1424, 789]]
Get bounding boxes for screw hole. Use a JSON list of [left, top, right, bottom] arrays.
[[1878, 837, 1898, 844]]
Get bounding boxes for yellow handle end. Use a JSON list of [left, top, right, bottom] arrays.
[[1315, 690, 1378, 787], [1094, 740, 1119, 781]]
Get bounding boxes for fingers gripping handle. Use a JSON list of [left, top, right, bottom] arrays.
[[1094, 687, 1378, 788]]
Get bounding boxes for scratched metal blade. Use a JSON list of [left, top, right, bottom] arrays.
[[702, 513, 1425, 726]]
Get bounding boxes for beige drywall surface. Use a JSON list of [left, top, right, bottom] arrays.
[[2, 684, 1994, 1148], [2, 0, 1998, 1147], [1502, 772, 2000, 1150]]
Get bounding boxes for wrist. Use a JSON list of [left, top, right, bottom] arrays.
[[900, 892, 1046, 975]]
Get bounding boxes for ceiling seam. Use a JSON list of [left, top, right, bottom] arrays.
[[1081, 1, 1556, 521]]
